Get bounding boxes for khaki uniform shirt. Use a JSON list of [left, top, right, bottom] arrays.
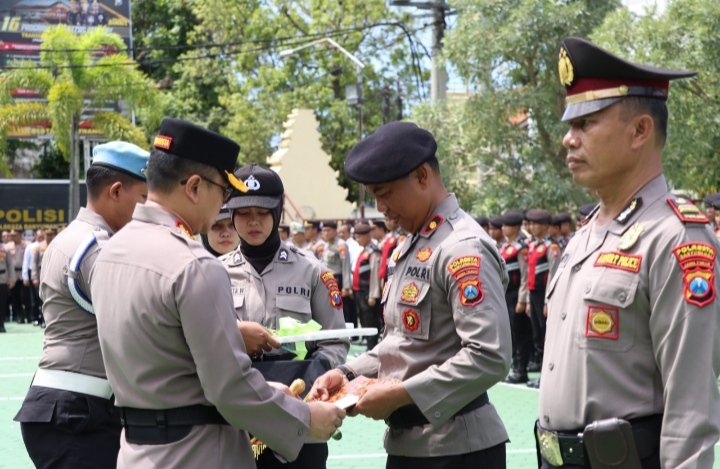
[[8, 240, 25, 283], [37, 207, 113, 377], [0, 244, 10, 284], [221, 243, 348, 366], [90, 202, 310, 468], [349, 195, 511, 457], [540, 175, 720, 468], [317, 238, 352, 290]]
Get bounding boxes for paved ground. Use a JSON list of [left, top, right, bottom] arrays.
[[0, 322, 717, 468]]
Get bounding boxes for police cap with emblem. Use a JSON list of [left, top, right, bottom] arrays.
[[152, 117, 248, 193], [558, 37, 696, 121], [225, 163, 283, 210], [91, 141, 149, 180], [345, 121, 437, 184], [525, 208, 552, 225]]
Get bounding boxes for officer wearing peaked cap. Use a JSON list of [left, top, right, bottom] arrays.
[[537, 38, 720, 468], [222, 163, 348, 468], [90, 119, 344, 468], [14, 141, 149, 468], [310, 121, 511, 468]]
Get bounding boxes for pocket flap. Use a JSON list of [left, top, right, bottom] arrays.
[[14, 401, 56, 423], [276, 295, 312, 315], [583, 274, 639, 309]]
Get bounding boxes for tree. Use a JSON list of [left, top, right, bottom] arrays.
[[590, 0, 720, 195], [136, 0, 425, 204], [420, 0, 620, 215], [0, 25, 160, 213]]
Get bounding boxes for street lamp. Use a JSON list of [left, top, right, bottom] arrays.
[[278, 38, 367, 219]]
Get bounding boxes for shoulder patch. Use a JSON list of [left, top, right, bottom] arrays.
[[673, 242, 716, 308], [667, 198, 709, 224], [320, 271, 343, 309]]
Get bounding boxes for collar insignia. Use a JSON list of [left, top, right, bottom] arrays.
[[175, 220, 194, 238], [615, 198, 642, 225]]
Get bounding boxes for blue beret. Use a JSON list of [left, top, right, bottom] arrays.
[[91, 141, 149, 180], [153, 118, 247, 193], [345, 121, 437, 184]]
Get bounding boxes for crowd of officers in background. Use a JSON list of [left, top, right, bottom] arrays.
[[4, 190, 720, 343]]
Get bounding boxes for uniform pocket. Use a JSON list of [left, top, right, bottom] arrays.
[[14, 401, 56, 423], [276, 294, 312, 322], [578, 273, 640, 350], [395, 281, 431, 340]]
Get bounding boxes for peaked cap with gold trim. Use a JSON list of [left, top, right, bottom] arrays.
[[152, 117, 247, 192], [558, 37, 696, 121]]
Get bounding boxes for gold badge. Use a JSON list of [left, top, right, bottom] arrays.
[[558, 47, 574, 87], [586, 305, 619, 340], [617, 223, 643, 251], [400, 282, 420, 303], [416, 247, 432, 262]]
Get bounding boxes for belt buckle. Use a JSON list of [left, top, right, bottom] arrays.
[[537, 425, 564, 466]]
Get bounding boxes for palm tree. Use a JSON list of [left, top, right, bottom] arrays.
[[0, 25, 160, 217]]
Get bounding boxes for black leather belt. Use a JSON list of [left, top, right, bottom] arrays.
[[386, 392, 489, 429], [119, 405, 228, 445], [537, 414, 662, 466]]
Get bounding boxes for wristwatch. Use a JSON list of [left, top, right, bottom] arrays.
[[336, 364, 356, 382]]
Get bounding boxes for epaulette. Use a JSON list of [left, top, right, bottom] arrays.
[[667, 198, 709, 224]]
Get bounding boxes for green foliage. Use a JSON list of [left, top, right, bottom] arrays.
[[0, 25, 159, 173]]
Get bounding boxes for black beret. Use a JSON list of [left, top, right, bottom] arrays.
[[525, 208, 552, 224], [554, 211, 572, 224], [322, 221, 338, 230], [489, 216, 503, 229], [225, 164, 283, 209], [501, 209, 524, 226], [559, 37, 696, 121], [371, 220, 387, 231], [703, 192, 720, 206], [345, 121, 437, 184], [474, 216, 489, 228], [278, 224, 290, 232], [304, 220, 321, 230], [354, 222, 372, 235], [153, 118, 247, 192], [578, 202, 598, 218]]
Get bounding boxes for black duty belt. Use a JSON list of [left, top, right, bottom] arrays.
[[119, 405, 228, 445], [387, 392, 489, 429], [536, 414, 662, 466]]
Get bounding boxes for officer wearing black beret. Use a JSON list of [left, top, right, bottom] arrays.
[[310, 122, 512, 468], [488, 216, 505, 249], [539, 37, 720, 468], [475, 215, 490, 232]]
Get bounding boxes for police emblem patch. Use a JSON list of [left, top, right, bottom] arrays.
[[447, 255, 481, 280], [402, 309, 420, 332], [400, 282, 420, 304], [558, 46, 574, 86], [585, 305, 619, 340], [673, 242, 716, 271], [153, 134, 172, 150], [320, 271, 343, 309], [244, 174, 261, 191], [617, 223, 644, 251], [682, 269, 715, 308], [416, 247, 432, 262], [459, 278, 484, 306]]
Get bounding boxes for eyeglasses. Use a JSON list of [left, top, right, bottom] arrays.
[[181, 176, 233, 202]]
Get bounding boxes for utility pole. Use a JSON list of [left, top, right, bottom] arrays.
[[390, 0, 447, 102]]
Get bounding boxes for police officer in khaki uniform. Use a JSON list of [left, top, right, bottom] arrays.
[[90, 119, 344, 468], [222, 163, 348, 468], [318, 220, 353, 293], [0, 240, 11, 332], [537, 37, 720, 468], [14, 141, 150, 468], [310, 122, 511, 468]]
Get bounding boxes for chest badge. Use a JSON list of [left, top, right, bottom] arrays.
[[400, 282, 420, 303], [402, 309, 420, 332], [585, 305, 619, 340], [617, 223, 644, 251], [416, 247, 432, 262]]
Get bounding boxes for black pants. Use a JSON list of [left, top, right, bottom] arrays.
[[356, 290, 381, 350], [16, 387, 121, 469], [387, 442, 506, 469], [28, 281, 42, 323], [257, 442, 328, 469], [337, 274, 357, 327], [506, 288, 533, 372], [0, 283, 8, 329], [11, 279, 29, 322], [528, 288, 547, 363]]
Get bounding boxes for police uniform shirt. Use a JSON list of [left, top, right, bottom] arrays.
[[317, 238, 352, 290], [90, 202, 310, 467], [8, 239, 25, 283], [0, 243, 10, 284], [221, 242, 348, 367], [348, 195, 512, 457], [540, 175, 720, 467], [36, 207, 113, 377]]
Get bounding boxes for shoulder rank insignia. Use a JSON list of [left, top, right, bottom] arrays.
[[416, 247, 432, 262], [667, 198, 709, 224], [422, 214, 444, 236], [615, 198, 642, 224], [617, 223, 644, 251], [278, 248, 289, 261]]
